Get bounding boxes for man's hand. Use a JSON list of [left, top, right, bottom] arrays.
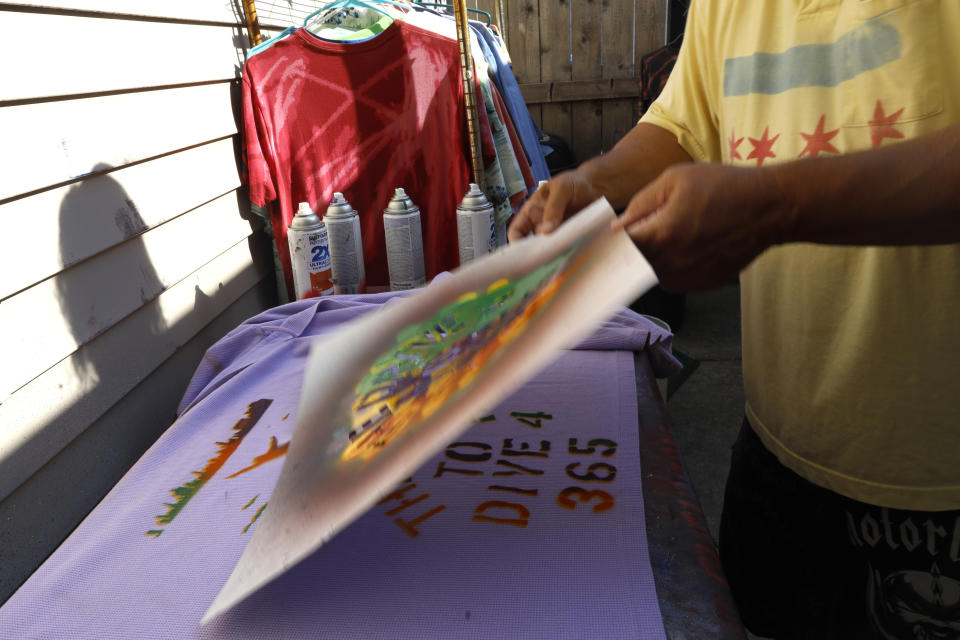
[[508, 123, 694, 243], [508, 171, 602, 242], [614, 123, 960, 291], [614, 163, 790, 291]]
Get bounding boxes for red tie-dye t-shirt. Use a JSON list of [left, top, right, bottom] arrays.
[[242, 22, 492, 292]]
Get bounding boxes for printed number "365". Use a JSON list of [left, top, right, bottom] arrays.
[[556, 487, 614, 513]]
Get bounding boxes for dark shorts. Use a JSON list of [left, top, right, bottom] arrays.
[[719, 420, 960, 640]]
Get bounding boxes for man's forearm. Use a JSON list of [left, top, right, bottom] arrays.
[[772, 124, 960, 246], [578, 122, 694, 210]]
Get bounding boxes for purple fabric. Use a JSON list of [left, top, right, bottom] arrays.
[[1, 292, 672, 639], [180, 286, 679, 416]]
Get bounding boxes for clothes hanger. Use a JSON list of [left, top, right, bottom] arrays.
[[246, 25, 297, 59], [303, 0, 408, 28], [413, 2, 491, 26], [314, 13, 394, 41], [249, 1, 408, 58], [304, 0, 408, 43]]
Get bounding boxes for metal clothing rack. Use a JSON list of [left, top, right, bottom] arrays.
[[451, 0, 484, 188], [239, 0, 486, 188]]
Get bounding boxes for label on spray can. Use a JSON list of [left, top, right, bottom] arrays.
[[495, 219, 508, 247], [288, 202, 334, 299], [383, 188, 426, 291], [323, 192, 365, 295], [456, 183, 497, 265]]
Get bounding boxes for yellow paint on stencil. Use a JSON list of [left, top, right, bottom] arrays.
[[486, 278, 509, 292]]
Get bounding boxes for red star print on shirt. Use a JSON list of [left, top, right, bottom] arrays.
[[729, 128, 744, 160], [869, 100, 905, 148], [799, 114, 840, 158], [747, 126, 779, 166]]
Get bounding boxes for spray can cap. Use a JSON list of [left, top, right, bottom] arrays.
[[457, 183, 492, 211], [324, 192, 356, 218], [290, 201, 322, 229], [385, 187, 419, 215]]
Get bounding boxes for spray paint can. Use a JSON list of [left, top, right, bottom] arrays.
[[456, 183, 497, 264], [494, 210, 508, 248], [383, 187, 426, 291], [323, 192, 365, 295], [287, 201, 334, 300]]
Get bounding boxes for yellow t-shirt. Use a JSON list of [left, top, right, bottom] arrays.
[[642, 0, 960, 510]]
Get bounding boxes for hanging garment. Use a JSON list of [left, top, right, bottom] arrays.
[[470, 27, 527, 201], [410, 11, 548, 187], [398, 9, 516, 233], [490, 84, 535, 207], [467, 22, 535, 197], [242, 21, 496, 292], [637, 44, 680, 116], [470, 20, 550, 184]]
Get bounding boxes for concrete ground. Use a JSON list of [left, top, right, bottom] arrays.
[[661, 284, 762, 637], [661, 283, 744, 543]]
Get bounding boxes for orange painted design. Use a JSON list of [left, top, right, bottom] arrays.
[[556, 487, 615, 513], [152, 399, 272, 529], [226, 436, 290, 479], [394, 504, 446, 537], [242, 503, 268, 534], [472, 500, 530, 528]]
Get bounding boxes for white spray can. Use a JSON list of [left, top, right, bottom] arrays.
[[383, 187, 426, 291], [456, 183, 497, 264], [287, 201, 334, 300], [323, 192, 365, 295]]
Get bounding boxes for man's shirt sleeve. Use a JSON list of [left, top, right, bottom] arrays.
[[639, 0, 722, 163]]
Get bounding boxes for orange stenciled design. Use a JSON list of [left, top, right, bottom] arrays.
[[472, 500, 530, 528], [147, 399, 272, 535], [341, 249, 587, 463], [226, 436, 290, 479], [394, 505, 446, 538], [378, 483, 447, 537], [242, 503, 268, 534], [557, 487, 615, 513]]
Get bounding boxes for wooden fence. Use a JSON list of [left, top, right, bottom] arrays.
[[253, 0, 667, 167], [482, 0, 666, 164]]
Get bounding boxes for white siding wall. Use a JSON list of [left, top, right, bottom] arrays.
[[0, 1, 280, 601]]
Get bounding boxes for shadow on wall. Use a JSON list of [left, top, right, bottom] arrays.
[[56, 164, 167, 386], [0, 151, 278, 604], [230, 0, 252, 69], [0, 164, 177, 604]]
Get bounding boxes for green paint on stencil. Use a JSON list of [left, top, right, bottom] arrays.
[[355, 249, 576, 399], [242, 495, 259, 510], [145, 530, 163, 538]]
